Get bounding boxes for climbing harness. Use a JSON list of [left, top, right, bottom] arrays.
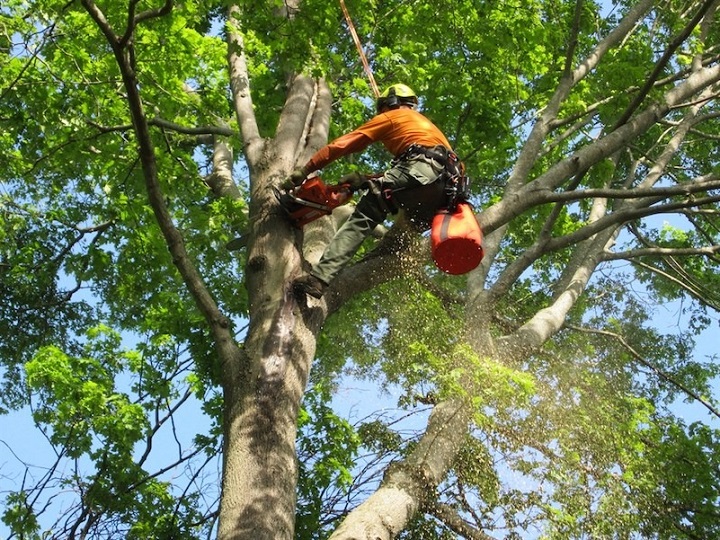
[[392, 144, 470, 211]]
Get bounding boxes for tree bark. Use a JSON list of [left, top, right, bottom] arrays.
[[218, 291, 315, 540]]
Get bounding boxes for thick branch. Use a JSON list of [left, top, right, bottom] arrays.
[[298, 78, 333, 164], [497, 193, 614, 358], [274, 75, 321, 169], [324, 221, 425, 315], [493, 67, 719, 356], [205, 138, 242, 200], [328, 400, 471, 540], [496, 190, 720, 359], [81, 0, 238, 359], [227, 5, 263, 169]]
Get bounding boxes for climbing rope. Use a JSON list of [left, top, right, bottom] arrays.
[[339, 0, 380, 98]]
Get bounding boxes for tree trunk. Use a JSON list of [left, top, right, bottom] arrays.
[[215, 53, 332, 533], [218, 326, 311, 540], [216, 154, 320, 538]]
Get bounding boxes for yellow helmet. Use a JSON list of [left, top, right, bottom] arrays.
[[376, 83, 418, 113]]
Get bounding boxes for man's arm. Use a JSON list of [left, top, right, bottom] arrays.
[[285, 113, 391, 188], [304, 131, 373, 174]]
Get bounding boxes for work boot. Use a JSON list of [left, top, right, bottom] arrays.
[[293, 274, 328, 299]]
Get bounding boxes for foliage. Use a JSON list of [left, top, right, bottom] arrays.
[[2, 0, 720, 538]]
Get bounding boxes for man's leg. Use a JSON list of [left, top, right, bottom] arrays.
[[311, 193, 387, 284], [294, 193, 387, 298]]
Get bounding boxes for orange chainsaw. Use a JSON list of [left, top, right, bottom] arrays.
[[275, 176, 354, 227]]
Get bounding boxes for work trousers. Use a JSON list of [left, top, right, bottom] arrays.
[[312, 156, 446, 284]]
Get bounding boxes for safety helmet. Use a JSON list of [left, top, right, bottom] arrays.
[[376, 83, 418, 113]]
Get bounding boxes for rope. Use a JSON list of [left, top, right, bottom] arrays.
[[339, 0, 380, 98]]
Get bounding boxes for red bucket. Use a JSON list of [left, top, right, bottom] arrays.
[[430, 202, 484, 275]]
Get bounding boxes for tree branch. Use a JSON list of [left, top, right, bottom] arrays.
[[205, 137, 243, 200], [505, 0, 654, 193], [605, 245, 720, 262], [620, 256, 720, 313], [562, 0, 583, 76], [227, 5, 263, 169], [480, 61, 720, 235], [0, 22, 56, 103], [483, 180, 720, 305], [328, 400, 471, 540], [81, 0, 239, 364], [120, 0, 174, 47], [430, 502, 496, 540], [611, 0, 719, 130], [547, 175, 720, 204], [323, 220, 428, 315], [80, 0, 119, 45], [297, 78, 333, 164], [565, 324, 720, 420], [135, 0, 173, 25], [555, 194, 720, 252], [274, 75, 322, 170], [149, 116, 236, 137], [614, 216, 720, 305]]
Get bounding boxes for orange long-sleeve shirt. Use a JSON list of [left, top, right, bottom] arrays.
[[304, 108, 452, 174]]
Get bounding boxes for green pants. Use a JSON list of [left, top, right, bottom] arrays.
[[312, 156, 446, 284]]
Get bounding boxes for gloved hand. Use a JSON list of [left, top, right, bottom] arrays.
[[282, 168, 308, 190], [339, 172, 368, 191]]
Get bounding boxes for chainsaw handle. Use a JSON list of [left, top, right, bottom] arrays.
[[328, 183, 353, 204], [334, 182, 352, 191]]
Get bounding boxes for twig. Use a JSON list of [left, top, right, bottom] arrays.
[[566, 324, 720, 420]]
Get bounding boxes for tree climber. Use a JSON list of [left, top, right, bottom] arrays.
[[285, 83, 463, 299]]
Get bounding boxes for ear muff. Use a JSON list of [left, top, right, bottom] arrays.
[[376, 84, 418, 113]]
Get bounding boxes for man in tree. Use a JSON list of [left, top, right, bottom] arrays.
[[286, 83, 461, 298]]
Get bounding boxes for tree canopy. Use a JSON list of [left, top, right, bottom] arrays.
[[1, 0, 719, 539]]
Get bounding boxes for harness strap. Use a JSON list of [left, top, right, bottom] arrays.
[[368, 179, 398, 214], [393, 144, 469, 210], [394, 143, 459, 170]]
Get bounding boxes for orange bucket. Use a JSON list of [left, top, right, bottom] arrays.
[[430, 202, 484, 274]]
